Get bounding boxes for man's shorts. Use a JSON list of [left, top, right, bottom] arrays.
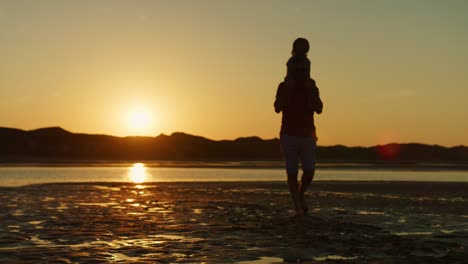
[[280, 134, 317, 176]]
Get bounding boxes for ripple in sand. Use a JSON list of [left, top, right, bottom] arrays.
[[127, 212, 145, 215], [150, 234, 204, 242], [414, 196, 465, 202], [69, 238, 158, 249], [314, 255, 358, 261], [247, 247, 261, 251], [28, 221, 43, 225], [42, 197, 56, 202], [357, 211, 385, 215], [393, 231, 433, 236], [30, 235, 54, 246], [7, 225, 21, 233], [93, 185, 121, 191], [332, 207, 346, 212], [147, 207, 172, 214], [77, 202, 118, 207], [440, 230, 456, 234], [56, 203, 69, 210], [151, 234, 185, 240], [237, 256, 283, 263], [13, 210, 23, 216], [70, 252, 91, 257], [112, 253, 137, 261]]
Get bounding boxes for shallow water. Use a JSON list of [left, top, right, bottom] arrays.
[[0, 166, 467, 186]]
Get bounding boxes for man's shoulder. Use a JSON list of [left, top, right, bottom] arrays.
[[288, 56, 310, 67], [279, 79, 316, 86]]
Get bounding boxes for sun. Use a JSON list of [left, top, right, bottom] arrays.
[[126, 107, 153, 134]]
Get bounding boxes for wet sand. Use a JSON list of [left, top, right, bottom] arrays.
[[0, 181, 467, 263]]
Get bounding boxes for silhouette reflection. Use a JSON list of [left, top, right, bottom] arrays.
[[128, 163, 149, 183]]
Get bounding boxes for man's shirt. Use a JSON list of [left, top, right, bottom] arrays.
[[275, 80, 323, 138]]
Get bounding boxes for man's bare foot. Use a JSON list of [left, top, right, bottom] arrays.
[[302, 206, 309, 216], [298, 197, 308, 215], [294, 209, 305, 217], [288, 210, 305, 222]]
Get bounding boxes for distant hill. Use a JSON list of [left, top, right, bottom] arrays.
[[1, 127, 467, 165]]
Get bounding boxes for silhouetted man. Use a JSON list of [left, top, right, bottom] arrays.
[[274, 60, 323, 217]]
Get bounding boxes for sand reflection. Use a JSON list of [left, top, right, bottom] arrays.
[[127, 163, 150, 183]]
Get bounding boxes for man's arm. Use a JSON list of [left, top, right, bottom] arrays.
[[274, 82, 284, 113], [308, 79, 323, 114], [313, 85, 323, 114]]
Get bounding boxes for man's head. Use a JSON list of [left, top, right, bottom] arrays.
[[292, 38, 309, 56]]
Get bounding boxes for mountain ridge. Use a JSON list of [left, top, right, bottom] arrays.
[[1, 127, 467, 164]]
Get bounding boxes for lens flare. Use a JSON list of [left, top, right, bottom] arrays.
[[376, 143, 401, 160]]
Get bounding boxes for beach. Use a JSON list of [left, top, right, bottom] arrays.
[[1, 181, 467, 263]]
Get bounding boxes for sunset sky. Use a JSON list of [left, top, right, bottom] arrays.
[[1, 0, 467, 146]]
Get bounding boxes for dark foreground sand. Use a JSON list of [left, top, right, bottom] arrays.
[[1, 181, 467, 263]]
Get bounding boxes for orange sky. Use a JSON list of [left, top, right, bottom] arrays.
[[1, 1, 467, 146]]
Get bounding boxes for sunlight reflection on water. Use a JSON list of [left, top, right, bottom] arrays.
[[1, 167, 468, 187], [128, 163, 149, 183]]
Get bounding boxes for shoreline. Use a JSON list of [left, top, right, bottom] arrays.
[[3, 180, 468, 185], [3, 181, 468, 189], [1, 160, 468, 171]]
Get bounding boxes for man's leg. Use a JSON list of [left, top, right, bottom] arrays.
[[287, 172, 303, 216], [280, 135, 303, 216], [299, 170, 315, 212], [298, 137, 317, 213]]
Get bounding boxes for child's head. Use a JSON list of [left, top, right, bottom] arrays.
[[292, 38, 309, 56]]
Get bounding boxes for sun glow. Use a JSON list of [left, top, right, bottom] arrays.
[[126, 108, 153, 135], [128, 163, 149, 183]]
